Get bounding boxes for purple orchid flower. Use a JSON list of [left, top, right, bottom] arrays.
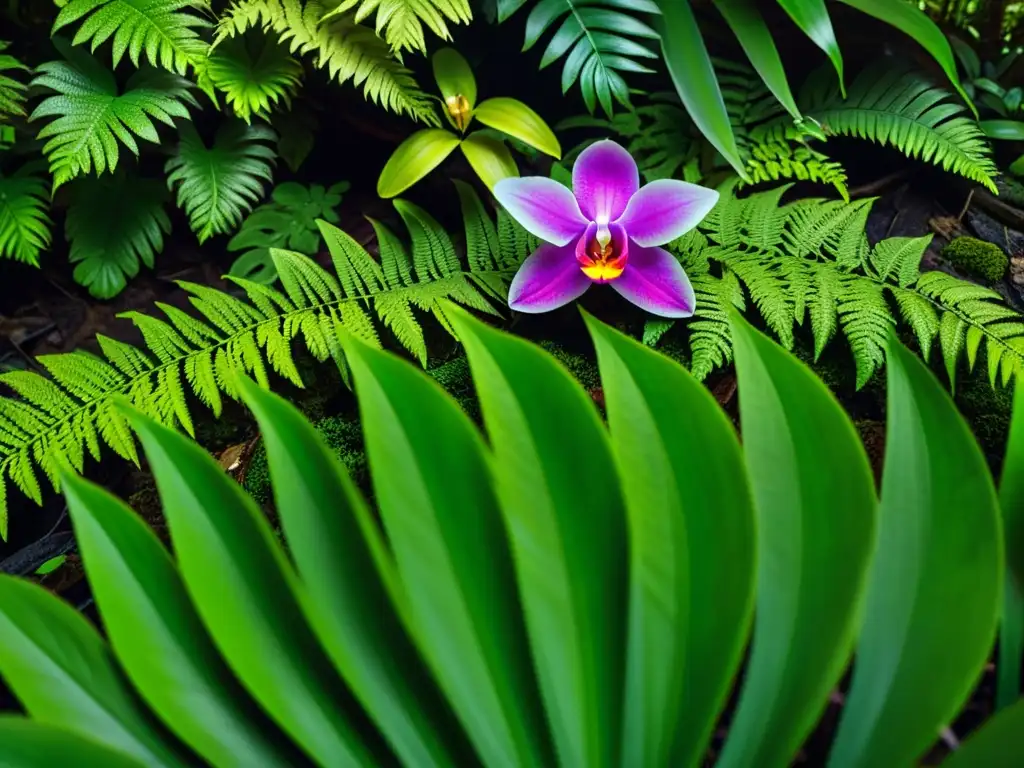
[[493, 140, 719, 318]]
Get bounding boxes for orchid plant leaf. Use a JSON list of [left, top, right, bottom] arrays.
[[459, 132, 519, 191], [996, 379, 1024, 708], [473, 97, 561, 158], [0, 718, 148, 768], [775, 0, 845, 96], [377, 128, 461, 198], [432, 46, 477, 130]]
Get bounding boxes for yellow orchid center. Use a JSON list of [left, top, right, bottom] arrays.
[[445, 94, 471, 132]]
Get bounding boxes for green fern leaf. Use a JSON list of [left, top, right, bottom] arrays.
[[868, 235, 929, 287], [890, 286, 939, 359], [836, 275, 892, 388], [0, 163, 53, 266], [201, 33, 302, 123], [688, 269, 744, 381], [0, 41, 30, 123], [330, 0, 472, 53], [165, 120, 277, 243], [30, 39, 198, 190], [51, 0, 210, 75], [65, 172, 170, 299], [506, 0, 661, 116], [793, 64, 999, 193], [215, 0, 438, 125]]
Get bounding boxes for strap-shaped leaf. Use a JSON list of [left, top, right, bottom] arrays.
[[0, 717, 145, 768]]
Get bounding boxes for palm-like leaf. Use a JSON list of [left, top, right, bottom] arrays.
[[500, 0, 663, 116], [29, 39, 198, 190], [330, 0, 472, 53], [65, 172, 171, 299], [0, 163, 52, 266], [165, 119, 277, 243], [51, 0, 210, 75], [201, 33, 303, 123], [0, 41, 29, 123]]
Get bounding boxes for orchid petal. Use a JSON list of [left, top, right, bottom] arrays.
[[508, 243, 592, 313], [493, 177, 588, 246], [616, 179, 720, 247], [572, 140, 639, 223], [610, 245, 696, 318]]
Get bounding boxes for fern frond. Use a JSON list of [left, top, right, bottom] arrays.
[[330, 0, 472, 53], [744, 140, 849, 201], [30, 40, 198, 190], [506, 0, 661, 116], [215, 0, 438, 125], [65, 172, 170, 299], [201, 32, 302, 122], [0, 163, 52, 266], [791, 64, 999, 193], [51, 0, 210, 75], [165, 120, 277, 243], [0, 183, 529, 536], [688, 269, 744, 381], [0, 41, 29, 123]]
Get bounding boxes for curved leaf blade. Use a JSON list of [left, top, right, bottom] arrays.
[[377, 129, 461, 198], [941, 699, 1024, 767], [828, 337, 1003, 767], [432, 47, 477, 112], [0, 717, 146, 768], [776, 0, 844, 95], [718, 312, 877, 768], [582, 312, 756, 768], [473, 97, 561, 158], [460, 133, 519, 191]]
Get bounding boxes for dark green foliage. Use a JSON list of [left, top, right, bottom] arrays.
[[0, 163, 52, 265], [0, 183, 532, 534], [0, 41, 29, 123], [201, 33, 303, 123], [942, 236, 1010, 282]]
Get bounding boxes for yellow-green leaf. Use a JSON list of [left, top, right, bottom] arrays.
[[473, 97, 561, 158], [460, 133, 519, 191], [377, 129, 461, 198]]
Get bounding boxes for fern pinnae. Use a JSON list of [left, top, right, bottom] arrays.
[[0, 185, 527, 534]]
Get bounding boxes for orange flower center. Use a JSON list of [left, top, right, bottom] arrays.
[[578, 232, 627, 282]]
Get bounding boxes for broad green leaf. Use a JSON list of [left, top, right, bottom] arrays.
[[473, 97, 561, 158], [997, 575, 1024, 710], [997, 378, 1024, 708], [59, 471, 295, 767], [340, 337, 550, 766], [837, 0, 974, 111], [776, 0, 845, 96], [713, 0, 801, 119], [828, 336, 1003, 768], [120, 405, 377, 766], [235, 376, 467, 767], [447, 303, 628, 768], [718, 312, 877, 768], [377, 129, 461, 198], [948, 34, 980, 81], [0, 576, 183, 766], [460, 133, 519, 191], [981, 120, 1024, 140], [940, 698, 1024, 766], [432, 47, 477, 116], [582, 313, 756, 768], [0, 717, 145, 768], [656, 0, 747, 179]]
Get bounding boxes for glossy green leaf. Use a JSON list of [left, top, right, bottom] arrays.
[[837, 0, 974, 111], [828, 337, 1003, 768], [460, 133, 519, 191], [340, 336, 550, 766], [713, 0, 801, 119], [718, 312, 877, 768], [656, 0, 747, 179], [582, 312, 756, 768], [776, 0, 844, 96], [432, 47, 477, 113], [940, 698, 1024, 766], [949, 34, 980, 81], [120, 405, 378, 766], [0, 576, 182, 766], [0, 717, 145, 768], [447, 303, 628, 768], [981, 120, 1024, 140], [997, 378, 1024, 708], [473, 97, 561, 158], [236, 376, 456, 766], [997, 575, 1024, 710], [59, 470, 295, 768], [377, 129, 461, 198]]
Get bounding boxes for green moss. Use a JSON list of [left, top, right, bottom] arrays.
[[942, 236, 1009, 282]]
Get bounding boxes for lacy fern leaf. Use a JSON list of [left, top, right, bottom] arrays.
[[165, 120, 277, 243], [201, 33, 302, 122], [790, 64, 999, 193], [504, 0, 661, 116], [51, 0, 210, 75], [66, 172, 170, 299], [215, 0, 438, 125], [0, 182, 531, 535], [30, 40, 198, 190], [0, 41, 29, 123], [673, 182, 1024, 388], [330, 0, 472, 53], [0, 163, 52, 266]]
